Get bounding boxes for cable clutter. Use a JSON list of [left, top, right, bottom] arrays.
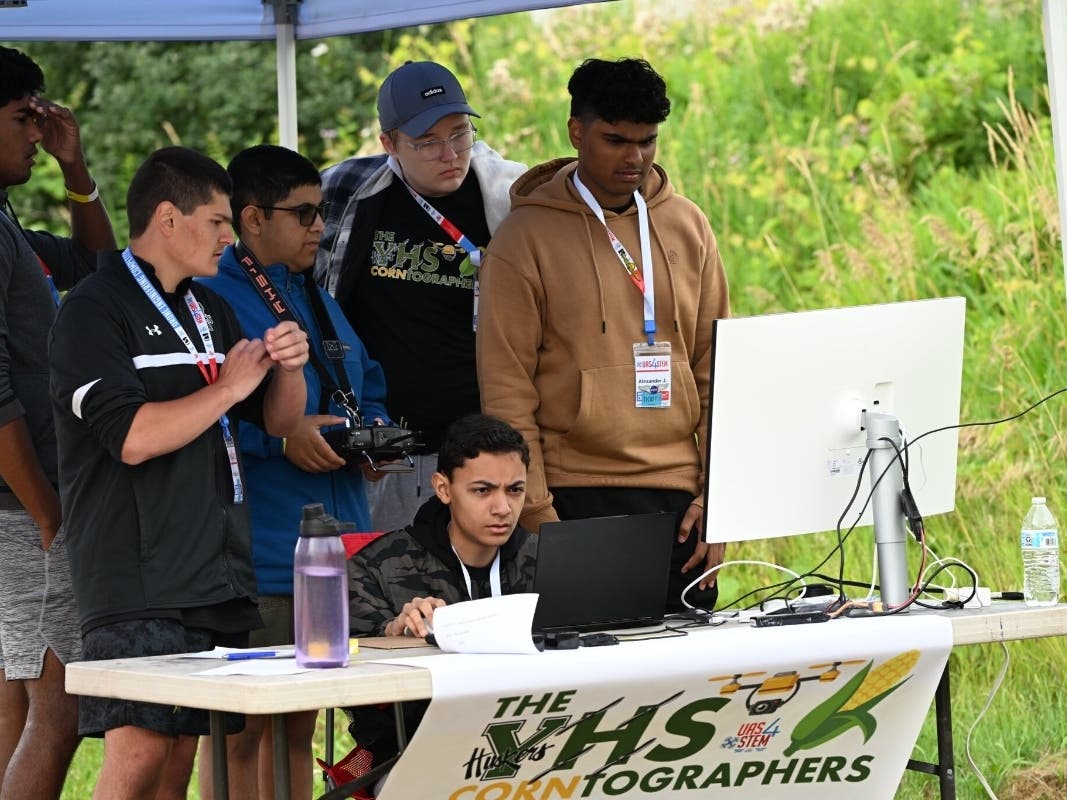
[[687, 384, 1067, 622]]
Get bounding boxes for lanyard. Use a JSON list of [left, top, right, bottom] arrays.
[[3, 196, 61, 307], [122, 248, 218, 383], [386, 157, 483, 269], [387, 157, 484, 331], [452, 544, 502, 600], [233, 243, 359, 418], [121, 248, 244, 504], [37, 258, 61, 307], [572, 171, 656, 345]]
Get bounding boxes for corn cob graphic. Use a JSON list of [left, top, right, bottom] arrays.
[[783, 650, 920, 756]]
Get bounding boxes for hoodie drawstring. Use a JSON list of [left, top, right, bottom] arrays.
[[579, 211, 609, 334]]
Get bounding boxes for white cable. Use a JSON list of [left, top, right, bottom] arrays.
[[921, 543, 958, 592], [866, 537, 879, 601], [921, 548, 981, 603], [680, 559, 807, 611], [965, 640, 1009, 799], [920, 544, 956, 602]]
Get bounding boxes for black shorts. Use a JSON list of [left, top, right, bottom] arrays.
[[78, 618, 247, 738]]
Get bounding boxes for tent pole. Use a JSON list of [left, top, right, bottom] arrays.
[[272, 0, 300, 148], [1043, 0, 1067, 297]]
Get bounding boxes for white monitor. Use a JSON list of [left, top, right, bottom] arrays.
[[703, 297, 966, 603]]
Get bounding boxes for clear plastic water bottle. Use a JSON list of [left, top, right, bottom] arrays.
[[294, 503, 350, 667], [1021, 496, 1060, 607]]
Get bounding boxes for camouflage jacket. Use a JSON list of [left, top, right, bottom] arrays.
[[347, 495, 537, 636]]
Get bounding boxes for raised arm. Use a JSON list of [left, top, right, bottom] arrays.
[[32, 97, 115, 253]]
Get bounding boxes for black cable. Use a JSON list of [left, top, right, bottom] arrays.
[[915, 559, 980, 606], [905, 386, 1067, 453], [833, 448, 875, 602], [723, 447, 879, 612], [858, 387, 1066, 610], [877, 433, 925, 542], [617, 627, 689, 641], [826, 388, 1051, 609], [718, 388, 1065, 613]]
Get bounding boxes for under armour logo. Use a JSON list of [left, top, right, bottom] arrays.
[[146, 324, 162, 336]]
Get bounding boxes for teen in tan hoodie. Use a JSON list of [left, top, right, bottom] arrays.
[[476, 58, 730, 611]]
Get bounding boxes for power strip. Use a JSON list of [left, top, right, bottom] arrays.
[[753, 611, 830, 627], [943, 586, 991, 608]]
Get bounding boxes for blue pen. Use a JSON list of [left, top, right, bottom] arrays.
[[225, 651, 278, 661]]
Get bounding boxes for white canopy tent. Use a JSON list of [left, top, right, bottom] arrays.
[[4, 0, 1067, 287]]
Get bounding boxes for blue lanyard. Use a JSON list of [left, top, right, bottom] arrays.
[[121, 248, 244, 504]]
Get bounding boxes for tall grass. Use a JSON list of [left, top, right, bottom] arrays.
[[60, 0, 1066, 796]]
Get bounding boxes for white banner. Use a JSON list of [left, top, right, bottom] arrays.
[[373, 615, 952, 800]]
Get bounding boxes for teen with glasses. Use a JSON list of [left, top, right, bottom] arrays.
[[317, 61, 525, 533], [255, 200, 329, 227], [199, 144, 390, 800]]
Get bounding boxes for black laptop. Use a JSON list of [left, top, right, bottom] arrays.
[[531, 512, 676, 633]]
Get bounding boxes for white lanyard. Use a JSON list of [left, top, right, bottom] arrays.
[[121, 248, 244, 504], [452, 544, 502, 600], [572, 171, 656, 344]]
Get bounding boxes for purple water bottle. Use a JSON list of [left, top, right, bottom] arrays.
[[293, 503, 350, 668]]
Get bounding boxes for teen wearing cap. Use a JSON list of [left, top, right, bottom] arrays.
[[477, 58, 731, 612], [316, 61, 525, 533]]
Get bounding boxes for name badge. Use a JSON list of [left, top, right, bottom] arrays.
[[634, 341, 671, 408]]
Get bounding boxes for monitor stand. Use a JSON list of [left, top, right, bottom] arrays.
[[864, 411, 910, 608]]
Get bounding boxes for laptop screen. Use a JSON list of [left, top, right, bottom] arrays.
[[532, 512, 676, 632]]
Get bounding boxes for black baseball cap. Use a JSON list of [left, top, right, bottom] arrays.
[[377, 61, 480, 138]]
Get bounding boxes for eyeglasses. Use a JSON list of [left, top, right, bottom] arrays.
[[403, 127, 478, 160], [256, 201, 329, 227]]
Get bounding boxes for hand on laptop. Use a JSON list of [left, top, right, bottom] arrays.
[[386, 596, 446, 638]]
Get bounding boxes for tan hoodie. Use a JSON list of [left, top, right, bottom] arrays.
[[477, 158, 730, 530]]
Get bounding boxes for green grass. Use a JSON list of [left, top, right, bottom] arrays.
[[62, 713, 352, 799], [58, 0, 1067, 796]]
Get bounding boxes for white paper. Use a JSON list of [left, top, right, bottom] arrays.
[[180, 646, 297, 659], [191, 660, 311, 676], [430, 593, 541, 655]]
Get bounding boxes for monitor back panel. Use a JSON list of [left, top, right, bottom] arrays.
[[704, 296, 965, 543], [532, 512, 675, 632]]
